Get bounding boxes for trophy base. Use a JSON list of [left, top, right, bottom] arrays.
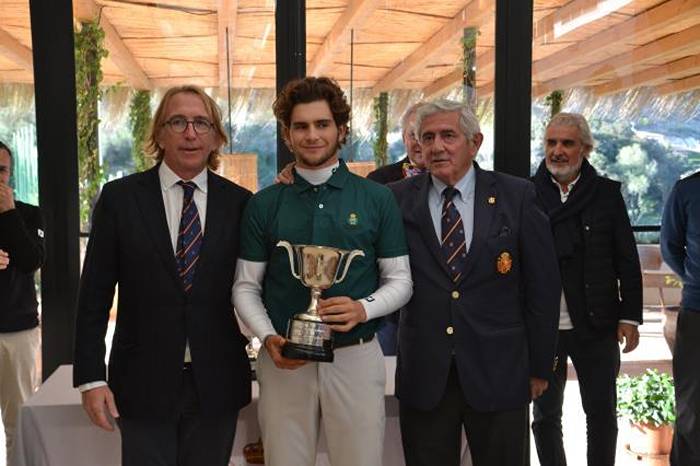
[[282, 342, 334, 363]]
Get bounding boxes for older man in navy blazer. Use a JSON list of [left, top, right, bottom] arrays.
[[390, 99, 560, 466]]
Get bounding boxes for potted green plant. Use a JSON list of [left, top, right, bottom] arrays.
[[617, 369, 676, 462]]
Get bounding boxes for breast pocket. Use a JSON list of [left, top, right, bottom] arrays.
[[486, 225, 518, 277]]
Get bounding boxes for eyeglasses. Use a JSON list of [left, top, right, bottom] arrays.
[[164, 117, 213, 135]]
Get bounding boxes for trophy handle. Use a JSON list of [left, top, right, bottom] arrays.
[[276, 240, 302, 280], [334, 249, 366, 283]]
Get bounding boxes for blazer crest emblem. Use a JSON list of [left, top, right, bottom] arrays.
[[496, 251, 512, 274]]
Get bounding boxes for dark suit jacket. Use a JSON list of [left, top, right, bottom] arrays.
[[390, 165, 560, 412], [552, 177, 642, 336], [74, 165, 252, 420], [367, 157, 408, 184]]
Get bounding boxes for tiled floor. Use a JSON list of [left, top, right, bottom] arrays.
[[0, 309, 673, 466]]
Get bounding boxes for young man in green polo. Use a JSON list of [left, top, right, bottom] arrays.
[[233, 76, 412, 466]]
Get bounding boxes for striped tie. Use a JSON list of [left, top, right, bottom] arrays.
[[441, 187, 467, 282], [176, 181, 202, 293]]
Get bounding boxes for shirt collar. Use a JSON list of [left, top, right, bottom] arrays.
[[293, 159, 350, 192], [550, 172, 580, 198], [430, 162, 476, 200], [159, 161, 208, 194]]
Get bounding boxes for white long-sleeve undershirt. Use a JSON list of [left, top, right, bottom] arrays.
[[232, 255, 412, 341]]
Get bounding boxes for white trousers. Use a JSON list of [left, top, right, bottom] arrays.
[[0, 326, 40, 465], [256, 338, 385, 466]]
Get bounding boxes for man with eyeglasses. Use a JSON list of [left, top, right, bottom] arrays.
[[74, 85, 252, 466]]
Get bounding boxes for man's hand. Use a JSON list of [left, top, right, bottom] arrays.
[[264, 334, 307, 370], [274, 162, 296, 185], [617, 322, 640, 353], [0, 249, 9, 270], [318, 297, 367, 333], [81, 386, 120, 431], [0, 183, 15, 213], [530, 377, 549, 400]]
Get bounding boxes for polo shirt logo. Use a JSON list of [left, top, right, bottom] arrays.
[[347, 212, 359, 226]]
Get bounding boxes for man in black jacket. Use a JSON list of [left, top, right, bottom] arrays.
[[531, 113, 643, 466], [0, 141, 44, 465]]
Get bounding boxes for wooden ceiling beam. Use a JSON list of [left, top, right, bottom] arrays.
[[422, 51, 494, 99], [307, 0, 384, 77], [74, 0, 153, 89], [532, 0, 700, 79], [594, 54, 700, 96], [371, 0, 494, 95], [0, 27, 33, 71], [417, 0, 604, 100], [217, 0, 238, 89], [534, 0, 631, 44], [533, 23, 700, 97], [655, 73, 700, 95]]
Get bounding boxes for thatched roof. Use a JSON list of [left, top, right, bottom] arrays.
[[1, 0, 699, 116]]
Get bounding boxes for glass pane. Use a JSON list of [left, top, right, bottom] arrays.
[[0, 0, 38, 205], [306, 0, 497, 176], [93, 0, 276, 191], [530, 0, 700, 227]]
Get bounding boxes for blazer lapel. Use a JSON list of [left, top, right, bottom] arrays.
[[458, 165, 496, 283], [412, 175, 453, 279], [134, 167, 183, 290]]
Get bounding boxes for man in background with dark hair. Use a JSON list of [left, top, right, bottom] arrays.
[[0, 140, 44, 465], [233, 76, 412, 466], [661, 170, 700, 466]]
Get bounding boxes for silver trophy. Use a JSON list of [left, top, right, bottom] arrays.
[[277, 240, 365, 362]]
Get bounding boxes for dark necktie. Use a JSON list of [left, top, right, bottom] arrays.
[[176, 181, 202, 293], [441, 187, 467, 282]]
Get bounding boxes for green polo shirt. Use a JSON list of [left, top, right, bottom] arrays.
[[240, 160, 408, 345]]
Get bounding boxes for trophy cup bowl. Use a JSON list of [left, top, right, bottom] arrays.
[[277, 240, 365, 362]]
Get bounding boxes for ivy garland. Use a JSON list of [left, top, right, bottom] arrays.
[[545, 90, 564, 119], [75, 19, 108, 229], [372, 92, 389, 167], [461, 27, 479, 107], [129, 90, 153, 172]]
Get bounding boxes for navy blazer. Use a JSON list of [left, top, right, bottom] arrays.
[[74, 165, 252, 420], [390, 165, 560, 412]]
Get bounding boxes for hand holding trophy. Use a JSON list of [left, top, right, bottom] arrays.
[[276, 240, 365, 362]]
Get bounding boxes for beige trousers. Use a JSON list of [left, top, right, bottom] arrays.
[[0, 326, 40, 465], [256, 338, 386, 466]]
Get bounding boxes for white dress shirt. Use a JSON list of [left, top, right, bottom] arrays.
[[428, 163, 476, 252]]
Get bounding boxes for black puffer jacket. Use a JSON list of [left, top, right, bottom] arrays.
[[534, 161, 643, 336]]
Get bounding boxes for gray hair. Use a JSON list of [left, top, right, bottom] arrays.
[[399, 101, 426, 133], [546, 112, 594, 149], [415, 99, 481, 139]]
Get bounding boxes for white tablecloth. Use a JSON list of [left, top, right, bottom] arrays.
[[12, 359, 470, 466]]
